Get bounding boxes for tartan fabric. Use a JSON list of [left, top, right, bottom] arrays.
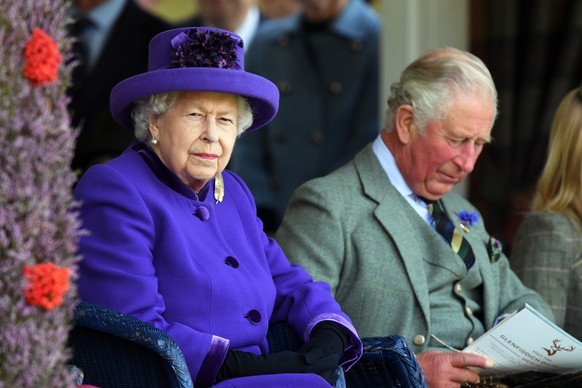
[[428, 200, 476, 269], [469, 0, 582, 253]]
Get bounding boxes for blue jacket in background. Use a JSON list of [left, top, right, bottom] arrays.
[[231, 0, 381, 231]]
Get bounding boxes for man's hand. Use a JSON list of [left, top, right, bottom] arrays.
[[417, 350, 494, 388]]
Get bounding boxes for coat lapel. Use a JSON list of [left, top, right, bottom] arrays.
[[353, 145, 433, 323]]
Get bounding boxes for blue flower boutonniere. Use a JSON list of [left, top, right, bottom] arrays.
[[457, 210, 478, 233], [487, 237, 503, 263]]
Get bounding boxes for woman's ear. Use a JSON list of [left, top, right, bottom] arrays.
[[148, 115, 159, 142], [394, 104, 415, 144]]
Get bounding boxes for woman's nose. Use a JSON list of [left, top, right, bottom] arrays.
[[201, 120, 219, 142]]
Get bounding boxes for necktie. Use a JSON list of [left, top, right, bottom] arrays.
[[427, 200, 475, 269]]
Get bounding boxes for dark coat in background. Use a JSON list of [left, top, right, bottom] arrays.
[[70, 0, 170, 173]]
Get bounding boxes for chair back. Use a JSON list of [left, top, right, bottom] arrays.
[[69, 302, 193, 388]]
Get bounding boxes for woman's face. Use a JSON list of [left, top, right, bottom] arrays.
[[149, 91, 239, 192]]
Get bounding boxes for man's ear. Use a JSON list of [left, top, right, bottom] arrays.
[[394, 104, 415, 144]]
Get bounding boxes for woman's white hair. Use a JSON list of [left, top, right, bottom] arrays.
[[384, 47, 498, 133], [131, 92, 254, 141]]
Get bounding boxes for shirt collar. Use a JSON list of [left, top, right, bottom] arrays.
[[371, 134, 413, 198], [87, 0, 126, 31], [236, 5, 261, 50], [371, 134, 433, 224]]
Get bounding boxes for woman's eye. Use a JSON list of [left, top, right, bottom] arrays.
[[219, 117, 235, 124]]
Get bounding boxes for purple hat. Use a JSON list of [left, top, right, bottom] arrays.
[[110, 27, 279, 132]]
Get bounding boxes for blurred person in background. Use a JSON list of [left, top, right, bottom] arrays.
[[511, 87, 582, 340], [68, 0, 170, 174], [177, 0, 263, 50], [260, 0, 300, 19], [230, 0, 381, 234]]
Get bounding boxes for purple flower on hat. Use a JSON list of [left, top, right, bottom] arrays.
[[170, 28, 243, 70]]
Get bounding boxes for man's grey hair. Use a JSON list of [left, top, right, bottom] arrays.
[[131, 92, 254, 141], [384, 47, 498, 133]]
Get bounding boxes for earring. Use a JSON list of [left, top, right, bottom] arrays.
[[151, 137, 158, 145]]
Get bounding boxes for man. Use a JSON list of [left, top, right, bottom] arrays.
[[230, 0, 380, 233], [276, 47, 555, 387], [178, 0, 262, 50], [69, 0, 170, 173], [259, 0, 300, 19]]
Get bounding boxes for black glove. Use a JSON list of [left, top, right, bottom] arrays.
[[215, 322, 348, 385], [215, 349, 336, 383], [298, 321, 348, 383]]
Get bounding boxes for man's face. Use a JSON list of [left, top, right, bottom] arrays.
[[398, 92, 495, 201], [300, 0, 347, 21], [197, 0, 252, 27]]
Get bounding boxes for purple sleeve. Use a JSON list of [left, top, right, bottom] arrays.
[[261, 233, 363, 370]]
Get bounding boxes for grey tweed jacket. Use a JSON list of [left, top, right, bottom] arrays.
[[511, 211, 582, 340], [277, 143, 554, 352]]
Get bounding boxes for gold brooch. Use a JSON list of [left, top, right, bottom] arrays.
[[214, 173, 224, 203]]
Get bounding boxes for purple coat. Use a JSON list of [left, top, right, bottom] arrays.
[[74, 142, 362, 387]]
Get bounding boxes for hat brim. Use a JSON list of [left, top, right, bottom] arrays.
[[110, 67, 279, 133]]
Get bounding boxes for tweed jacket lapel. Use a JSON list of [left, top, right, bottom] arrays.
[[353, 145, 434, 321]]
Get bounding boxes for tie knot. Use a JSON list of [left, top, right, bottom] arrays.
[[425, 199, 443, 219], [417, 196, 438, 215]]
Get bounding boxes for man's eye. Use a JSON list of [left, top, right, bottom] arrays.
[[449, 138, 465, 147]]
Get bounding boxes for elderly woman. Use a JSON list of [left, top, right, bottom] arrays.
[[74, 27, 362, 387]]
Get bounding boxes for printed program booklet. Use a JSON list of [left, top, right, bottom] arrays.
[[462, 303, 582, 385]]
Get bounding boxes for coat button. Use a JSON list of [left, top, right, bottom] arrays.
[[245, 310, 261, 324], [413, 335, 425, 346], [310, 131, 325, 146], [328, 81, 343, 94], [466, 337, 475, 346], [194, 206, 209, 221], [465, 307, 473, 317], [348, 40, 363, 52], [278, 35, 291, 47], [277, 81, 293, 94], [454, 283, 463, 294], [224, 256, 239, 268], [272, 131, 286, 143]]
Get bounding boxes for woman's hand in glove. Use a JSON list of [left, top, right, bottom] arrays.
[[215, 321, 348, 385], [297, 321, 348, 383]]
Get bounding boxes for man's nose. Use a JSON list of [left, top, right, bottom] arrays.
[[454, 143, 480, 173]]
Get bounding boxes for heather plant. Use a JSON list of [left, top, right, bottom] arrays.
[[0, 0, 81, 387]]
